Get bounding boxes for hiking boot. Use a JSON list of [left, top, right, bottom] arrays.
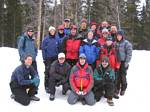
[[113, 93, 119, 99], [62, 90, 67, 95], [120, 90, 125, 96], [49, 94, 55, 101], [10, 94, 15, 99], [107, 98, 114, 106], [30, 96, 40, 101], [81, 99, 86, 105]]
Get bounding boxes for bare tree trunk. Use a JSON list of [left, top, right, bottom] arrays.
[[54, 0, 57, 27], [61, 0, 64, 23], [37, 0, 42, 49]]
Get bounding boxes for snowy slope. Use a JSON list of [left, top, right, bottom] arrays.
[[0, 47, 150, 112]]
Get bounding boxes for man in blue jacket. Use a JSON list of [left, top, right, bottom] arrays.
[[18, 27, 38, 72], [10, 54, 40, 106]]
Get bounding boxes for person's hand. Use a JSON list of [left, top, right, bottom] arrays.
[[76, 91, 82, 95], [124, 62, 129, 69], [82, 91, 87, 96], [31, 77, 40, 87]]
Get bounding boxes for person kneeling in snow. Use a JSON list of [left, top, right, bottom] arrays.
[[9, 54, 40, 106], [49, 53, 71, 101], [68, 53, 96, 106], [93, 56, 115, 106]]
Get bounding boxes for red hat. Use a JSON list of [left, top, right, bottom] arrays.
[[90, 22, 97, 26], [71, 25, 77, 30], [58, 25, 64, 30], [81, 18, 87, 23]]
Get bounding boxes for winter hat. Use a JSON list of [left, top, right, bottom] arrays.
[[58, 25, 65, 30], [106, 35, 113, 41], [90, 21, 97, 26], [58, 53, 65, 59], [79, 53, 86, 59], [48, 26, 56, 31], [27, 27, 34, 32], [64, 18, 70, 22], [102, 28, 109, 34], [81, 18, 87, 23], [117, 29, 125, 36]]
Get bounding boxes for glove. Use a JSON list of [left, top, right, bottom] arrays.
[[124, 62, 129, 69], [76, 91, 82, 95], [31, 77, 40, 87], [104, 73, 113, 83]]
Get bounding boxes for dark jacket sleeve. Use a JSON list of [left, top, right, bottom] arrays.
[[15, 69, 32, 86], [41, 38, 47, 60], [18, 36, 25, 60]]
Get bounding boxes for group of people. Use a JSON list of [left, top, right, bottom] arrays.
[[10, 18, 132, 106]]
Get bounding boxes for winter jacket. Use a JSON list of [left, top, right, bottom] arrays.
[[64, 28, 71, 35], [18, 34, 38, 61], [49, 60, 71, 83], [63, 35, 81, 59], [98, 36, 106, 47], [79, 38, 99, 64], [41, 34, 59, 60], [115, 39, 132, 64], [93, 64, 115, 82], [97, 44, 120, 70], [70, 62, 94, 93], [56, 33, 67, 53], [10, 64, 39, 87]]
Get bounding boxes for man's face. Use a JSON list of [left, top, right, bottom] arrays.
[[79, 58, 86, 65], [81, 22, 87, 29], [27, 31, 34, 37], [24, 56, 32, 66], [58, 29, 64, 34], [64, 21, 70, 28], [58, 57, 65, 64], [102, 60, 109, 68]]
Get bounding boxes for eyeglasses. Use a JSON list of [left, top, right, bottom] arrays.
[[58, 58, 65, 60]]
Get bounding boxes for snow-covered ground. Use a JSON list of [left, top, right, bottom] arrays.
[[0, 47, 150, 112]]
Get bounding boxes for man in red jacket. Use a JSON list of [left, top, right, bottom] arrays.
[[67, 53, 96, 106]]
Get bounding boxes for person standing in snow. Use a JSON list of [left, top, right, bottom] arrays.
[[79, 30, 99, 69], [41, 26, 59, 93], [18, 27, 38, 72], [10, 54, 40, 106], [63, 25, 81, 67], [115, 29, 132, 97], [48, 53, 71, 101], [68, 54, 96, 106]]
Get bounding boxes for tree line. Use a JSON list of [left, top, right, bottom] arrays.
[[0, 0, 150, 50]]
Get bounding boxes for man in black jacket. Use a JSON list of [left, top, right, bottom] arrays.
[[10, 54, 40, 106], [49, 53, 71, 101]]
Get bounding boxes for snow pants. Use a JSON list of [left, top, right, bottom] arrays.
[[10, 81, 38, 106]]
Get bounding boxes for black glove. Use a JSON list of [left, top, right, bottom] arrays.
[[104, 72, 113, 83]]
